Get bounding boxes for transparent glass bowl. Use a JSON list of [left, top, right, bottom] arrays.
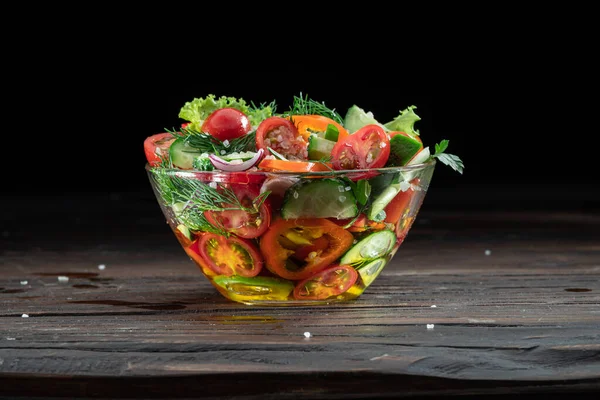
[[146, 160, 436, 306]]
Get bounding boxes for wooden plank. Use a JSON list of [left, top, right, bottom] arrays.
[[1, 210, 599, 398]]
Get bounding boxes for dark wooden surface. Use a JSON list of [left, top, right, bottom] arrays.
[[1, 192, 599, 399]]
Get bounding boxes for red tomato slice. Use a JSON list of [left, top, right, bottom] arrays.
[[293, 264, 358, 300], [197, 233, 263, 277], [204, 184, 271, 239], [331, 124, 390, 170], [202, 107, 252, 141], [144, 133, 176, 166], [256, 116, 308, 160]]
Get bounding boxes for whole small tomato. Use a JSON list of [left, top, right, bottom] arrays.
[[201, 108, 252, 141]]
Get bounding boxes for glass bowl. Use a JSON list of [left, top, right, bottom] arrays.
[[146, 160, 436, 306]]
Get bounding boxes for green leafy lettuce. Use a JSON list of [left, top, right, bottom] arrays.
[[178, 94, 275, 131], [383, 105, 421, 138]]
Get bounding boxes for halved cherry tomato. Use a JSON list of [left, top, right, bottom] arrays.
[[331, 124, 390, 170], [293, 264, 358, 300], [144, 132, 176, 166], [204, 184, 271, 239], [202, 107, 252, 141], [256, 117, 308, 160], [257, 159, 333, 172], [260, 218, 354, 281], [184, 237, 218, 278], [286, 115, 350, 142], [197, 233, 263, 277]]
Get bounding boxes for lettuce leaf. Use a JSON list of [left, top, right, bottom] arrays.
[[383, 105, 421, 138], [178, 95, 274, 131]]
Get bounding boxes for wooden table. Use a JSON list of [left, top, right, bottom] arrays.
[[1, 193, 599, 399]]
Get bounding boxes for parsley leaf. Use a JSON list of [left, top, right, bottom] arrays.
[[431, 140, 464, 174]]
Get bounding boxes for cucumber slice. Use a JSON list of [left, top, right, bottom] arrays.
[[213, 275, 294, 301], [340, 230, 396, 266], [281, 178, 358, 220], [367, 172, 412, 221], [343, 105, 388, 133], [307, 135, 335, 160], [170, 138, 203, 169], [357, 257, 387, 287]]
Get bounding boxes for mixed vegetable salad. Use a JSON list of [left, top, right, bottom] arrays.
[[145, 94, 464, 304]]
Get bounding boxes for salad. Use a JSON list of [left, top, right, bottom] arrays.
[[145, 94, 464, 304]]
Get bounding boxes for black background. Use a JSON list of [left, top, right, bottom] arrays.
[[4, 12, 598, 213]]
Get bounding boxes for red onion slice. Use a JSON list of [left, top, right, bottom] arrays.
[[208, 148, 264, 172]]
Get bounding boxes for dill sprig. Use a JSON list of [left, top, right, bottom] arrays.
[[285, 92, 344, 124], [150, 168, 270, 236], [166, 126, 257, 154]]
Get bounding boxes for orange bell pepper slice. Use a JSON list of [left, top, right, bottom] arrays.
[[257, 159, 333, 172], [259, 218, 354, 280], [286, 115, 350, 142]]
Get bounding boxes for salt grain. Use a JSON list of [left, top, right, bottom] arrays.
[[338, 196, 346, 202], [98, 264, 106, 270], [209, 182, 218, 189], [430, 305, 437, 308], [20, 280, 28, 285], [427, 324, 434, 330], [6, 337, 16, 340], [485, 249, 491, 256], [303, 332, 312, 338], [22, 314, 29, 318], [58, 276, 69, 283]]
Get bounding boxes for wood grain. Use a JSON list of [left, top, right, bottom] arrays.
[[1, 200, 599, 398]]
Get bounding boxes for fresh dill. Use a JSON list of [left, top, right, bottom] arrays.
[[286, 92, 344, 124], [166, 127, 257, 154], [149, 168, 271, 236]]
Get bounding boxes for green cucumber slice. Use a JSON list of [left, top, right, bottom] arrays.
[[307, 135, 335, 160], [213, 275, 294, 300], [340, 230, 396, 266], [343, 105, 388, 133], [357, 257, 387, 287], [281, 178, 358, 220], [170, 138, 203, 169]]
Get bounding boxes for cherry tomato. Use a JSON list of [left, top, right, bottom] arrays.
[[331, 124, 390, 170], [293, 264, 358, 300], [256, 116, 308, 160], [204, 184, 271, 239], [143, 132, 176, 166], [201, 107, 252, 141], [197, 233, 263, 277]]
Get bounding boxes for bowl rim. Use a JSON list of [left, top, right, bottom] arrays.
[[145, 159, 436, 176]]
